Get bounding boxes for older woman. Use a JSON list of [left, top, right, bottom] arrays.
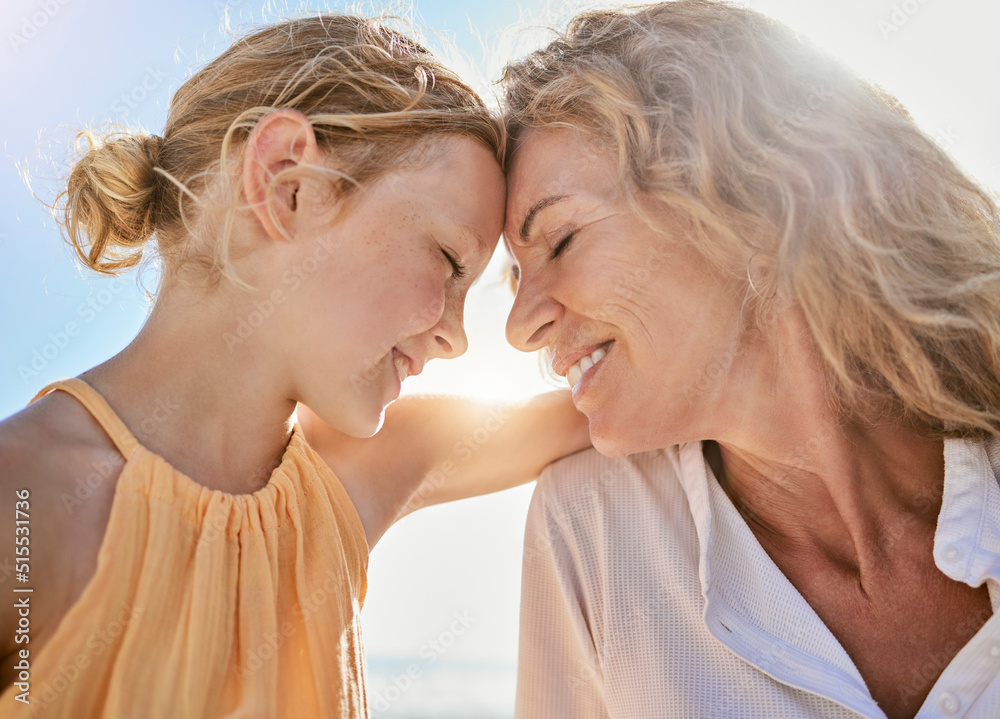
[[500, 2, 1000, 718]]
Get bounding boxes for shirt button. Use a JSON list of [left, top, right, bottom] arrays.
[[939, 692, 961, 716], [991, 643, 1000, 659], [943, 544, 965, 563]]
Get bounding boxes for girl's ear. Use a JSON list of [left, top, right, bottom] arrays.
[[242, 109, 322, 241]]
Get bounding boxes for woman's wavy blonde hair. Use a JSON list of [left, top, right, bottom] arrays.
[[58, 13, 503, 283], [502, 0, 1000, 439]]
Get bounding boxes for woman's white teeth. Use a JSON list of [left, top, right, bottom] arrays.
[[394, 354, 409, 382], [565, 345, 609, 389]]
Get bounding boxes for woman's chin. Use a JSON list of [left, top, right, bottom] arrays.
[[589, 423, 642, 459], [588, 410, 675, 458]]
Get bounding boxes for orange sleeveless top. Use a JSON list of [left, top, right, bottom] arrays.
[[1, 379, 369, 717]]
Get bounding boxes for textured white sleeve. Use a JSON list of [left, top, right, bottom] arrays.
[[514, 476, 611, 719]]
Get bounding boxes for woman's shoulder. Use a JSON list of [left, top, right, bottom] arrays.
[[535, 445, 688, 520], [0, 390, 124, 669], [527, 445, 700, 588]]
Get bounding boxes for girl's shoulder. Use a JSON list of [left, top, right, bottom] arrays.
[[0, 389, 126, 502], [0, 391, 123, 685]]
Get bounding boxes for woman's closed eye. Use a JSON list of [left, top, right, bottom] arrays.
[[551, 232, 576, 260]]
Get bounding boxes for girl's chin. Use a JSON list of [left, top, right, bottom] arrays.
[[363, 408, 388, 438], [336, 405, 386, 439]]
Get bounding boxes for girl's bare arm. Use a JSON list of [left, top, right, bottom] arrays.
[[297, 391, 590, 548]]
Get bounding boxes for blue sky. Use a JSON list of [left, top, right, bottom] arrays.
[[3, 0, 1000, 715]]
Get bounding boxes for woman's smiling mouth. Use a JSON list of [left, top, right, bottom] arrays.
[[563, 341, 614, 391]]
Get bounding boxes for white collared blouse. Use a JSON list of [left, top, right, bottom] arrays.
[[515, 439, 1000, 718]]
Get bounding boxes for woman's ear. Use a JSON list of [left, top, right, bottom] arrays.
[[243, 109, 322, 241]]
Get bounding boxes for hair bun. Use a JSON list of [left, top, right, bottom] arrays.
[[144, 133, 164, 158], [59, 129, 163, 275]]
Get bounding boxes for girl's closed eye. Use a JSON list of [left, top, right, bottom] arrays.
[[443, 249, 467, 279]]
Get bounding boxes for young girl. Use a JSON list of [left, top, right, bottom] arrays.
[[0, 14, 587, 717]]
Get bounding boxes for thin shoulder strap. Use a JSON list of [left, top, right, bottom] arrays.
[[30, 378, 140, 460]]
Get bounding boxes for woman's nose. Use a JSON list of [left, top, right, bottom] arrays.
[[506, 274, 559, 352]]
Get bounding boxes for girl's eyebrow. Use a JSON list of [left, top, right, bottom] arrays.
[[448, 221, 483, 251], [519, 195, 568, 242]]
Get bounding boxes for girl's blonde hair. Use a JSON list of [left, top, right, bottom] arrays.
[[59, 14, 503, 281], [502, 0, 1000, 439]]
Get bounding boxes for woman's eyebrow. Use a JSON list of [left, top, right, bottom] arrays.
[[519, 195, 568, 242]]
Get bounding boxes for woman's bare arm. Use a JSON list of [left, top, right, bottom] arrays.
[[297, 390, 590, 548]]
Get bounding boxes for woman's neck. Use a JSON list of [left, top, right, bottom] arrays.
[[708, 428, 944, 575], [706, 309, 945, 578], [82, 281, 298, 494]]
